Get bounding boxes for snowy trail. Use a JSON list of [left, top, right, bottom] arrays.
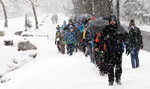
[[0, 14, 150, 89]]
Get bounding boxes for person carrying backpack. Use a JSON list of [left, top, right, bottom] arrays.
[[102, 15, 128, 86], [61, 21, 67, 31], [128, 19, 143, 68], [94, 32, 107, 76]]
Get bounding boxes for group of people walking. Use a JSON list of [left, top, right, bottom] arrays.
[[55, 15, 143, 86]]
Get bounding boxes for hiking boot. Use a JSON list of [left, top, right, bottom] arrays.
[[100, 71, 105, 76], [116, 80, 121, 85], [109, 82, 113, 86], [85, 53, 88, 57]]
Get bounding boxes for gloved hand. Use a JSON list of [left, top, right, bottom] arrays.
[[74, 42, 77, 46], [126, 50, 130, 56], [125, 46, 130, 56], [95, 48, 99, 52], [64, 41, 66, 45], [99, 50, 105, 58]]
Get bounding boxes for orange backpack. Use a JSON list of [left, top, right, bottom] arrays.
[[95, 32, 101, 43], [95, 32, 107, 50]]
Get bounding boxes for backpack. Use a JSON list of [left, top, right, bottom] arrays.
[[95, 32, 101, 43], [95, 32, 107, 50]]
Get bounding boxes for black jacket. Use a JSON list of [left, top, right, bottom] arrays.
[[101, 24, 128, 63], [102, 24, 127, 53], [128, 26, 143, 48]]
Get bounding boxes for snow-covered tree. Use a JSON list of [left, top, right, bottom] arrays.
[[29, 0, 38, 29], [93, 0, 113, 17], [72, 0, 113, 17], [23, 0, 39, 29], [0, 0, 8, 27], [122, 0, 149, 23]]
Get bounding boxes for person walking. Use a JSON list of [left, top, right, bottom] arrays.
[[55, 28, 61, 52], [128, 19, 143, 68], [64, 28, 76, 56], [59, 30, 65, 54], [102, 15, 128, 86], [94, 32, 107, 76]]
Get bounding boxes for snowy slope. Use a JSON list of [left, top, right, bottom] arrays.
[[0, 13, 150, 89], [0, 13, 67, 76]]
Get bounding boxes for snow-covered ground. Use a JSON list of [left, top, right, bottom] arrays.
[[0, 13, 150, 89]]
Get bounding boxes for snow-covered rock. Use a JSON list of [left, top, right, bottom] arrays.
[[0, 31, 4, 37], [14, 31, 23, 36], [18, 41, 37, 51]]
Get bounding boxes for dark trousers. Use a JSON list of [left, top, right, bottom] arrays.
[[82, 39, 88, 54], [130, 47, 140, 68], [56, 41, 60, 52], [67, 44, 74, 55], [85, 44, 92, 57], [107, 51, 122, 83], [99, 59, 107, 74], [95, 51, 107, 75], [108, 62, 122, 83], [60, 44, 65, 54]]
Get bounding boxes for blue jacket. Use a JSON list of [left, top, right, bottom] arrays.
[[61, 24, 67, 30], [64, 32, 76, 44], [78, 25, 84, 33]]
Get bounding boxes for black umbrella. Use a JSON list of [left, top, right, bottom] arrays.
[[117, 25, 127, 34], [76, 14, 93, 21], [87, 18, 109, 33]]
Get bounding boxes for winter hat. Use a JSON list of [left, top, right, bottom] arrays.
[[69, 25, 73, 29], [63, 21, 66, 24], [129, 19, 135, 26], [109, 15, 117, 22], [56, 25, 60, 31]]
